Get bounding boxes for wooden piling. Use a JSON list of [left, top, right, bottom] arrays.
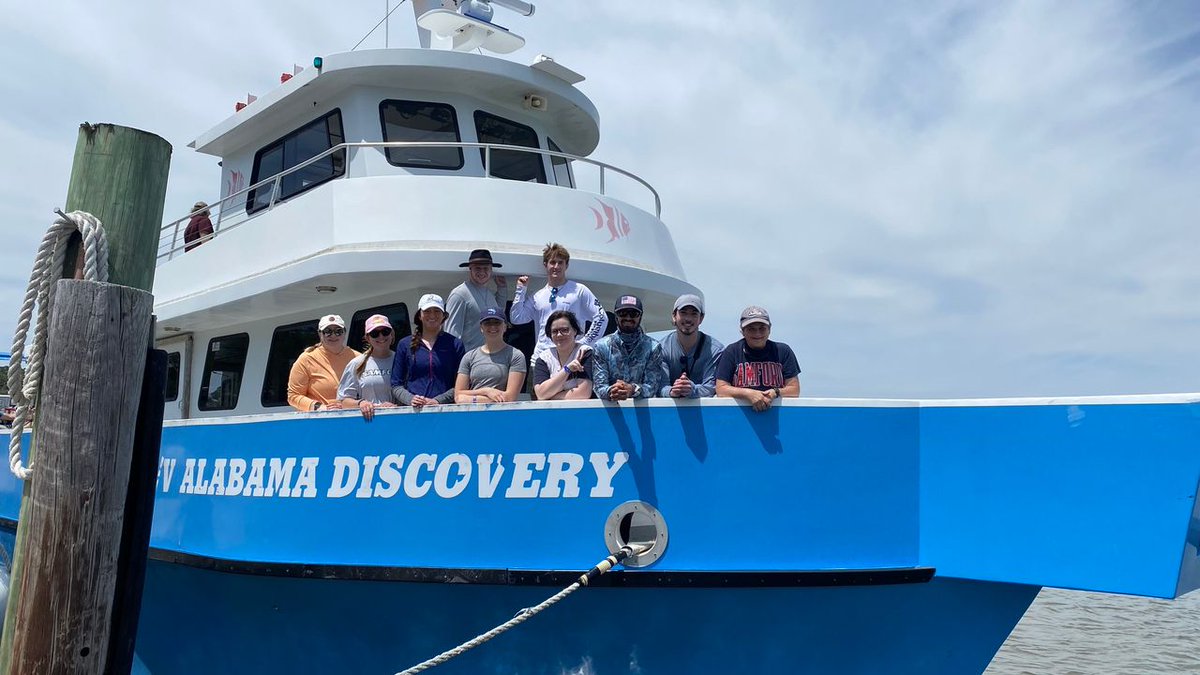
[[0, 123, 170, 674], [5, 282, 154, 672]]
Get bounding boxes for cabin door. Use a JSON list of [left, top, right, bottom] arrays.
[[156, 336, 192, 420]]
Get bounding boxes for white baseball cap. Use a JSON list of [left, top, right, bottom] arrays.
[[318, 314, 345, 331], [418, 294, 446, 312]]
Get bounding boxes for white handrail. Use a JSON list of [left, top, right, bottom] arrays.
[[157, 141, 662, 263]]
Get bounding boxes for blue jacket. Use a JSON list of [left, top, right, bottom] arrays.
[[391, 332, 465, 404]]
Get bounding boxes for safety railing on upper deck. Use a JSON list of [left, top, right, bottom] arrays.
[[156, 142, 662, 263]]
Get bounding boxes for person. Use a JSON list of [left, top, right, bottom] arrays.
[[715, 306, 801, 412], [183, 201, 214, 252], [337, 314, 399, 421], [592, 295, 665, 401], [659, 294, 725, 398], [392, 294, 465, 408], [509, 242, 607, 360], [287, 314, 359, 412], [445, 248, 508, 352], [454, 307, 526, 403], [532, 310, 595, 400]]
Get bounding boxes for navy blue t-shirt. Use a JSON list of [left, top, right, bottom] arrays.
[[714, 339, 801, 392]]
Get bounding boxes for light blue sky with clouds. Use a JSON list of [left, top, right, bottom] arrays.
[[1, 1, 1197, 398]]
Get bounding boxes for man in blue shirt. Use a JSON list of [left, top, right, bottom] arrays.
[[592, 295, 665, 401], [659, 294, 724, 398]]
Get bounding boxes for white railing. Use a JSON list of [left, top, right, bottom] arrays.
[[157, 142, 662, 263]]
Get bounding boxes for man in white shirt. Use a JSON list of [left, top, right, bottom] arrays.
[[445, 248, 508, 352], [509, 242, 608, 359]]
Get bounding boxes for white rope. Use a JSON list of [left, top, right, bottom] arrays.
[[395, 545, 646, 675], [7, 210, 109, 480]]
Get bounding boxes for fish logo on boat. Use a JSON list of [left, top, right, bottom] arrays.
[[589, 198, 631, 243]]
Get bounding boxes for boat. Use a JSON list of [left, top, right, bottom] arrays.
[[2, 2, 1199, 673]]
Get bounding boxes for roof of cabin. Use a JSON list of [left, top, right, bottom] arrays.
[[189, 48, 601, 158]]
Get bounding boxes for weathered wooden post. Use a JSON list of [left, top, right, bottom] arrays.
[[0, 123, 170, 674]]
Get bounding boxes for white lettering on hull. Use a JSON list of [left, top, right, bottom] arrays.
[[167, 452, 630, 501]]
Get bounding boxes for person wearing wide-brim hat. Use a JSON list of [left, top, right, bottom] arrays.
[[183, 200, 214, 252], [444, 248, 508, 352]]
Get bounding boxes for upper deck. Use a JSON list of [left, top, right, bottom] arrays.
[[152, 48, 695, 334]]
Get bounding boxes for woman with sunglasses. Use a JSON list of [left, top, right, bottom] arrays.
[[287, 314, 360, 412], [454, 307, 526, 404], [532, 310, 594, 401], [337, 314, 400, 421], [391, 294, 465, 408]]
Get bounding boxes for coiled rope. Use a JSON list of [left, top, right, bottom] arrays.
[[7, 210, 109, 480], [396, 543, 648, 675]]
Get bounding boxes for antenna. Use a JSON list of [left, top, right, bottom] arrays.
[[414, 0, 535, 54]]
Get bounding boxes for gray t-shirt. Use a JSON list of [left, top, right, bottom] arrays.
[[337, 353, 395, 404], [458, 345, 526, 390]]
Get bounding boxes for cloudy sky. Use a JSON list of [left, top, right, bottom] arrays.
[[1, 1, 1197, 398]]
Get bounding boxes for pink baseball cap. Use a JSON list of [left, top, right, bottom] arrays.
[[364, 314, 392, 333]]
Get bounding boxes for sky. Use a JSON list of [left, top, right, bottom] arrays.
[[1, 1, 1198, 398]]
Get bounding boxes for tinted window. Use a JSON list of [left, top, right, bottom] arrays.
[[199, 333, 250, 412], [474, 111, 546, 183], [164, 351, 180, 402], [247, 110, 346, 213], [261, 319, 319, 408], [547, 138, 574, 188], [380, 100, 463, 169], [348, 303, 412, 351]]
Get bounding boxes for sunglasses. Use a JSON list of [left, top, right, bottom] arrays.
[[548, 287, 559, 305], [368, 328, 393, 338], [321, 328, 345, 337], [616, 311, 641, 319]]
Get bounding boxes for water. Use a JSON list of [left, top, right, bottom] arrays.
[[987, 589, 1200, 674]]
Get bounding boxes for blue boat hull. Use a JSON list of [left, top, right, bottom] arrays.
[[1, 396, 1197, 673], [132, 558, 1037, 674]]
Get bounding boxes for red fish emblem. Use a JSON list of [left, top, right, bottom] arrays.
[[589, 198, 632, 243]]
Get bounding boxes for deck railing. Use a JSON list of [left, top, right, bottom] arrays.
[[157, 142, 662, 263]]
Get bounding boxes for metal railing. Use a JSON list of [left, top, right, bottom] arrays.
[[157, 141, 662, 263]]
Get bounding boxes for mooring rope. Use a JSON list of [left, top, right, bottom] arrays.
[[7, 209, 109, 480], [395, 544, 648, 675]]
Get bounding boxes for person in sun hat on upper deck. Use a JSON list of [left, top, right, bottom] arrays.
[[337, 314, 399, 421], [591, 294, 665, 401], [445, 248, 509, 352], [287, 314, 359, 412], [658, 294, 725, 398], [183, 201, 214, 252], [715, 306, 801, 412], [391, 293, 465, 408]]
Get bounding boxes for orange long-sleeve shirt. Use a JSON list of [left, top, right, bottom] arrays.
[[287, 345, 359, 412]]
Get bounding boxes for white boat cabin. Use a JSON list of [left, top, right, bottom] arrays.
[[151, 7, 697, 420]]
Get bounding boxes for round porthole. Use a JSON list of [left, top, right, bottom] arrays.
[[604, 501, 668, 568]]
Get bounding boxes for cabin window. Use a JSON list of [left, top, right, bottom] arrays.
[[261, 319, 320, 408], [198, 333, 250, 412], [164, 352, 181, 402], [547, 138, 574, 188], [474, 111, 546, 183], [348, 303, 412, 350], [380, 100, 463, 170], [246, 110, 346, 214]]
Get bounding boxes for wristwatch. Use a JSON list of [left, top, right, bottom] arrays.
[[772, 387, 781, 398], [311, 401, 320, 411]]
